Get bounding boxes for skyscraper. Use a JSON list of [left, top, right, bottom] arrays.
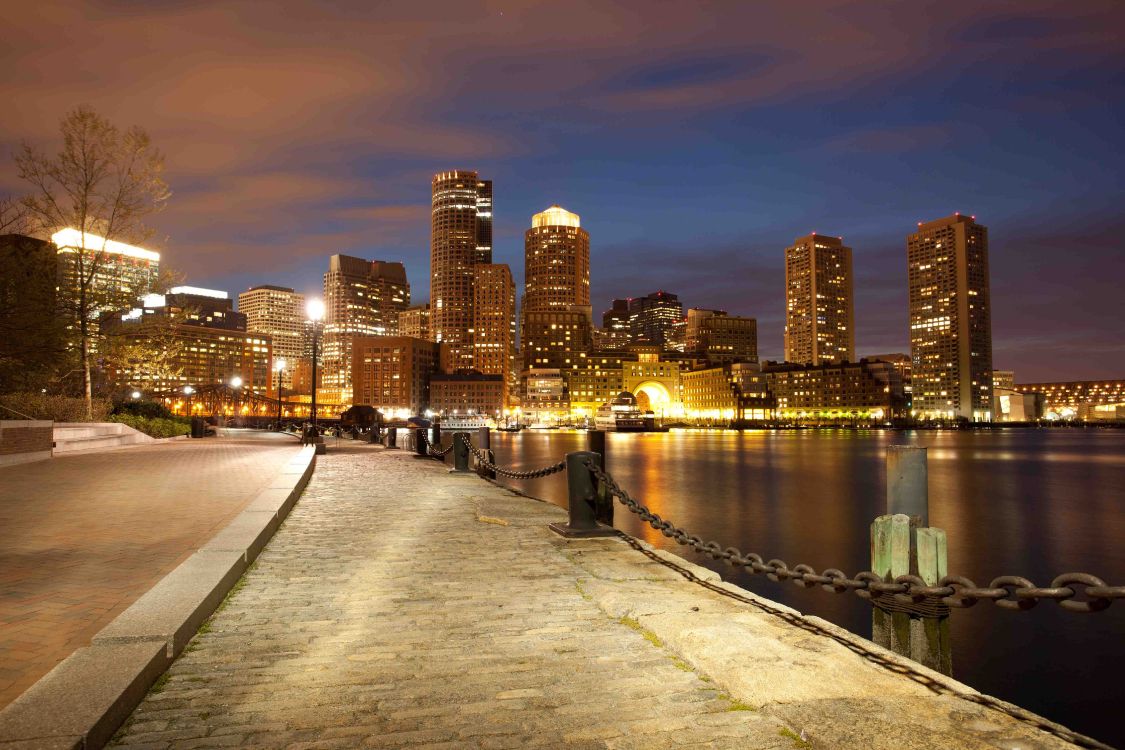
[[321, 254, 410, 403], [784, 233, 854, 365], [52, 228, 160, 322], [431, 170, 492, 372], [472, 263, 515, 403], [238, 285, 305, 392], [628, 291, 682, 349], [521, 206, 592, 372], [907, 214, 993, 420]]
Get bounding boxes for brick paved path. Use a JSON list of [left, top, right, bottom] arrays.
[[0, 432, 300, 709], [112, 445, 794, 749]]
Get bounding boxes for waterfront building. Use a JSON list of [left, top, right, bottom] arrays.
[[521, 368, 569, 425], [684, 308, 757, 363], [1014, 380, 1125, 421], [52, 228, 160, 322], [523, 206, 590, 312], [622, 345, 682, 415], [784, 233, 854, 365], [907, 214, 993, 421], [762, 359, 905, 421], [238, 285, 305, 392], [350, 336, 441, 417], [398, 304, 431, 340], [994, 388, 1043, 422], [521, 307, 593, 371], [431, 170, 492, 372], [682, 366, 740, 422], [567, 351, 637, 419], [591, 326, 630, 352], [322, 255, 410, 406], [473, 264, 516, 404], [992, 370, 1015, 391], [429, 371, 505, 418], [866, 352, 913, 407], [627, 291, 682, 350]]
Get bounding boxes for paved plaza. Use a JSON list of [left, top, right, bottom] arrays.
[[0, 431, 301, 709]]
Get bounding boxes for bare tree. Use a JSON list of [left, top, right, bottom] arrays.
[[16, 106, 170, 419], [0, 195, 30, 234]]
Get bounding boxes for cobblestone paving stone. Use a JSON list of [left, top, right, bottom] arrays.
[[0, 432, 299, 710], [112, 445, 794, 749]]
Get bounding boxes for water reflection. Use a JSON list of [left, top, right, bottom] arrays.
[[488, 428, 1125, 748]]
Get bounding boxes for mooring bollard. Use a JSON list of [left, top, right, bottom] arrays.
[[386, 427, 397, 449], [413, 428, 427, 458], [431, 424, 442, 459], [450, 432, 471, 473], [586, 429, 612, 525], [477, 426, 495, 479], [872, 446, 951, 675], [548, 451, 617, 538]]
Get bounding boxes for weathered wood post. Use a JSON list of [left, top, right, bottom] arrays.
[[871, 446, 951, 675], [586, 430, 613, 525]]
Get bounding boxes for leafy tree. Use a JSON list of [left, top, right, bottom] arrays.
[[16, 106, 170, 418]]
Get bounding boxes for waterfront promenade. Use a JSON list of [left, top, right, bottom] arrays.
[[0, 431, 300, 709], [110, 443, 1086, 749]]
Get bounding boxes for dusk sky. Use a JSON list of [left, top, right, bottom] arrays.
[[2, 1, 1123, 381]]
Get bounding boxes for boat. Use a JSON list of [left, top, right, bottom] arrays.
[[593, 392, 667, 432], [441, 414, 488, 431]]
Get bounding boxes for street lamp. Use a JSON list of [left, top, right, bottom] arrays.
[[131, 390, 141, 400], [230, 376, 243, 388], [274, 358, 286, 429], [306, 299, 325, 430]]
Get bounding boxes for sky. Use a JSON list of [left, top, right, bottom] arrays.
[[2, 0, 1123, 381]]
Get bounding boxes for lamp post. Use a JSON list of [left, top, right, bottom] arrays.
[[306, 299, 325, 432], [274, 358, 286, 429], [230, 376, 242, 421], [184, 385, 194, 417]]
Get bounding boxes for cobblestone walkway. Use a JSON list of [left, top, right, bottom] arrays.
[[112, 445, 793, 749], [0, 432, 299, 709]]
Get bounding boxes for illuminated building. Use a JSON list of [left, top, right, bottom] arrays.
[[109, 288, 273, 399], [601, 299, 632, 347], [867, 353, 913, 407], [762, 359, 905, 421], [431, 170, 492, 372], [52, 228, 160, 321], [992, 370, 1015, 391], [521, 368, 569, 425], [682, 366, 740, 422], [398, 304, 431, 340], [322, 255, 410, 405], [907, 214, 992, 420], [627, 291, 682, 350], [567, 351, 637, 418], [1015, 380, 1125, 421], [351, 336, 441, 416], [429, 371, 505, 418], [523, 206, 590, 312], [622, 345, 681, 414], [591, 326, 630, 351], [238, 285, 305, 392], [684, 308, 757, 363], [784, 233, 854, 365], [472, 264, 516, 404], [521, 307, 592, 371], [993, 388, 1043, 422]]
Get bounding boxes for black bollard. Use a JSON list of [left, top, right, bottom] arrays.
[[477, 426, 495, 479], [450, 432, 471, 473], [431, 424, 442, 460], [413, 428, 427, 458], [386, 427, 397, 449], [548, 451, 617, 538], [586, 430, 612, 525]]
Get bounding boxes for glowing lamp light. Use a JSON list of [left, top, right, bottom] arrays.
[[306, 298, 326, 321], [274, 358, 287, 372], [131, 390, 142, 400], [183, 385, 195, 395], [230, 376, 243, 388]]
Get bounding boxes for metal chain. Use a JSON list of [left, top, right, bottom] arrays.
[[457, 433, 567, 479], [416, 429, 454, 457], [585, 460, 1125, 614]]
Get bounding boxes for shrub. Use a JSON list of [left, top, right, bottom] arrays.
[[0, 392, 112, 422], [109, 413, 191, 438], [113, 400, 174, 419]]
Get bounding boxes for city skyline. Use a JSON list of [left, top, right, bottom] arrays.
[[2, 3, 1123, 381]]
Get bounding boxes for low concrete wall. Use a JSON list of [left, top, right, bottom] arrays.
[[0, 420, 53, 467], [0, 445, 317, 749]]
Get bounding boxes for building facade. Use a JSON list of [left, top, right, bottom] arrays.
[[52, 228, 160, 323], [238, 285, 305, 391], [429, 371, 505, 418], [521, 368, 569, 425], [763, 359, 905, 421], [1015, 380, 1125, 421], [431, 170, 492, 372], [907, 214, 992, 420], [628, 291, 682, 350], [523, 206, 590, 312], [472, 263, 516, 404], [521, 307, 593, 371], [601, 299, 632, 348], [350, 336, 441, 417], [398, 304, 431, 340], [784, 233, 854, 365], [322, 255, 410, 404], [684, 308, 757, 363]]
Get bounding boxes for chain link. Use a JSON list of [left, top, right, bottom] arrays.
[[585, 460, 1125, 614], [457, 433, 567, 479], [416, 429, 454, 457]]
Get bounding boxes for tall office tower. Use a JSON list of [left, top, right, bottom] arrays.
[[472, 264, 515, 402], [685, 308, 757, 363], [784, 233, 855, 365], [431, 170, 492, 372], [907, 214, 993, 421], [628, 291, 682, 349], [322, 254, 410, 403], [521, 206, 591, 373], [52, 228, 160, 321], [238, 285, 305, 391], [398, 304, 431, 340]]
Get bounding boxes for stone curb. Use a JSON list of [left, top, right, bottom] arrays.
[[0, 445, 316, 750]]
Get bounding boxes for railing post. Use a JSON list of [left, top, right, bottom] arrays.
[[450, 432, 471, 473], [430, 424, 442, 460], [386, 427, 397, 449], [477, 426, 495, 479], [872, 446, 951, 675], [549, 451, 617, 538], [586, 429, 612, 525], [413, 428, 427, 458]]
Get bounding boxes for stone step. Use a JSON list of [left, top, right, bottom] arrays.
[[53, 422, 155, 453]]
